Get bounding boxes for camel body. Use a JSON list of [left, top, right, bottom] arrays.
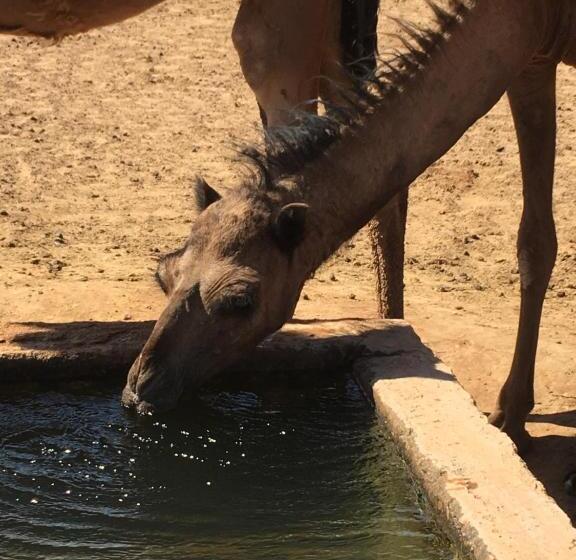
[[0, 1, 165, 37]]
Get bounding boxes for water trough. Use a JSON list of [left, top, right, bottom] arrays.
[[1, 319, 575, 559]]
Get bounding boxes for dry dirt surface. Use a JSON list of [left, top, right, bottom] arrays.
[[0, 0, 575, 522]]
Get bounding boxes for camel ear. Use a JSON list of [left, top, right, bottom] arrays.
[[274, 203, 309, 250], [194, 177, 222, 212]]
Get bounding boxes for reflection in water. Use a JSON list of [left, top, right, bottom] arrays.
[[0, 374, 452, 559]]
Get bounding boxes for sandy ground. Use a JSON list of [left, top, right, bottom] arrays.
[[0, 0, 574, 521]]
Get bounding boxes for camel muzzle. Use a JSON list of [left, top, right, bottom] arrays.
[[121, 354, 184, 414]]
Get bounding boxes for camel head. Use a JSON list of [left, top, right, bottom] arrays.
[[122, 174, 311, 413]]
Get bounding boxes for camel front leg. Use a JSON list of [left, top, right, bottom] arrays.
[[232, 0, 338, 127], [322, 8, 407, 320], [489, 62, 558, 453]]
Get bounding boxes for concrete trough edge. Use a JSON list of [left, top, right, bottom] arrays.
[[354, 323, 576, 560]]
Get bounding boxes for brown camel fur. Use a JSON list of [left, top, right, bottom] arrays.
[[232, 0, 407, 319], [0, 1, 166, 37], [124, 0, 575, 456]]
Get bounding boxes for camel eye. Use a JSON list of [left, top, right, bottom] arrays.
[[201, 273, 260, 316], [216, 293, 255, 314], [225, 294, 254, 311]]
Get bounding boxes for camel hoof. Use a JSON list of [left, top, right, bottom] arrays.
[[564, 472, 576, 497], [488, 409, 505, 429], [508, 428, 533, 456], [488, 410, 533, 456]]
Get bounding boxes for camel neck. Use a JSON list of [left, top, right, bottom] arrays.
[[296, 0, 543, 273]]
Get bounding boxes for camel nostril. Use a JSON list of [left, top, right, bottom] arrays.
[[127, 354, 143, 386], [135, 370, 163, 401], [132, 366, 184, 413], [130, 357, 167, 401], [120, 355, 145, 408]]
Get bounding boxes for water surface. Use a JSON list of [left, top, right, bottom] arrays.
[[0, 373, 452, 559]]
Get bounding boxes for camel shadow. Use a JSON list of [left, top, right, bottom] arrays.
[[1, 320, 154, 382], [522, 421, 576, 524], [528, 410, 576, 429], [8, 320, 154, 349], [1, 319, 452, 385], [289, 317, 369, 324]]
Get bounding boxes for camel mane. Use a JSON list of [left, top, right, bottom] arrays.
[[240, 0, 471, 188]]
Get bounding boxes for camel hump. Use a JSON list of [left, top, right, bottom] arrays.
[[340, 0, 380, 78]]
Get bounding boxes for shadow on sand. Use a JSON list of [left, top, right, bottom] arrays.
[[525, 411, 576, 523], [2, 319, 442, 384]]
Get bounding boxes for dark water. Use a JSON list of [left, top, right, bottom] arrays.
[[0, 374, 453, 560]]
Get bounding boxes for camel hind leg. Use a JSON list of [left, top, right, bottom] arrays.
[[489, 62, 558, 453]]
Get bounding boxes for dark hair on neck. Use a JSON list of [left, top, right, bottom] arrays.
[[239, 0, 470, 188]]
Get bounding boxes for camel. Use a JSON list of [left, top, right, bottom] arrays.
[[123, 0, 576, 456], [2, 4, 408, 384], [232, 0, 379, 127]]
